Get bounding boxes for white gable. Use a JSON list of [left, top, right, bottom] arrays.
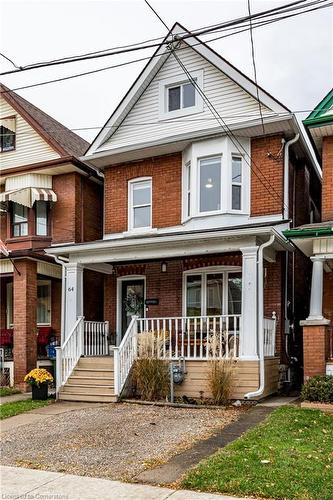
[[0, 97, 60, 171], [98, 43, 278, 153]]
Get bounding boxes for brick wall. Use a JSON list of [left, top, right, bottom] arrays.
[[264, 254, 284, 357], [84, 270, 104, 321], [104, 153, 182, 234], [251, 135, 284, 216], [322, 136, 333, 221], [303, 325, 327, 379], [13, 259, 37, 388]]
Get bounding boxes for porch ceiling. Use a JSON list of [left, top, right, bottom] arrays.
[[46, 224, 292, 267]]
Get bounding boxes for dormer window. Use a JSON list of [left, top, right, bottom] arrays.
[[0, 116, 16, 152], [159, 71, 204, 120]]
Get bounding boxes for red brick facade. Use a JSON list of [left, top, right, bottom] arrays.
[[104, 153, 182, 234], [322, 136, 333, 221], [303, 325, 327, 379]]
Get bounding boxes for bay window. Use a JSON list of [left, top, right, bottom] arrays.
[[129, 178, 152, 230], [231, 156, 242, 211], [6, 280, 51, 327], [199, 156, 222, 213], [12, 203, 28, 236], [185, 161, 191, 218], [36, 201, 48, 236], [185, 269, 242, 317]]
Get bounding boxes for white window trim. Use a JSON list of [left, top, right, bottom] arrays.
[[158, 70, 204, 120], [37, 279, 52, 326], [6, 279, 52, 327], [197, 155, 223, 216], [116, 275, 146, 345], [183, 266, 242, 317], [128, 177, 152, 233], [230, 154, 244, 213]]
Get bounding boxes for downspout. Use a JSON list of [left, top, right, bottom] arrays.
[[283, 134, 299, 220], [51, 255, 69, 345], [244, 234, 275, 399]]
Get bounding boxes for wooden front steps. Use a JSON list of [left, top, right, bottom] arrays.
[[58, 356, 117, 403]]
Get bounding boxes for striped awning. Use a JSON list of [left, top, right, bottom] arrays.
[[0, 187, 57, 208]]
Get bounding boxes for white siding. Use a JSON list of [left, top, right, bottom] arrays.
[[0, 98, 60, 170], [101, 44, 276, 152]]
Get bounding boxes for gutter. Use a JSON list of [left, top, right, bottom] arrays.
[[244, 235, 275, 400], [283, 133, 299, 220], [283, 227, 333, 239]]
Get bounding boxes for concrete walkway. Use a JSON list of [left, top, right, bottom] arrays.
[[0, 392, 31, 405], [1, 466, 251, 499]]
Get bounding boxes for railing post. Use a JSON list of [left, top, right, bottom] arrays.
[[132, 316, 138, 359], [113, 347, 120, 396], [55, 346, 62, 397], [104, 321, 109, 355], [271, 311, 277, 357], [78, 316, 84, 357]]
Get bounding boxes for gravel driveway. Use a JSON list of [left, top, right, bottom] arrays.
[[1, 403, 240, 481]]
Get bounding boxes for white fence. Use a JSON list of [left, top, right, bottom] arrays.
[[84, 321, 109, 356], [263, 312, 277, 357]]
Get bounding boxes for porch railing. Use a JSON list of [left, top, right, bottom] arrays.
[[84, 320, 109, 356], [56, 316, 84, 392], [137, 315, 241, 359], [112, 316, 138, 396], [263, 312, 277, 357]]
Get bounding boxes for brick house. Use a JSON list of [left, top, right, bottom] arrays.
[[285, 88, 333, 380], [0, 84, 103, 388], [48, 24, 321, 402]]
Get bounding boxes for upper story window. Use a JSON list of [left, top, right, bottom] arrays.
[[35, 201, 48, 236], [12, 202, 28, 236], [159, 71, 204, 120], [231, 156, 242, 211], [0, 116, 16, 152], [199, 156, 222, 213], [185, 161, 191, 218], [128, 178, 152, 231]]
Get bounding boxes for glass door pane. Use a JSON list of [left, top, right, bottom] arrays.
[[228, 272, 242, 314], [186, 275, 202, 316], [206, 274, 223, 316], [121, 280, 145, 337]]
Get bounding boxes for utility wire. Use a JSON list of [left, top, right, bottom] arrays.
[[2, 0, 332, 93], [0, 53, 20, 70], [247, 0, 265, 134], [172, 49, 289, 213], [144, 0, 170, 31], [0, 0, 321, 76]]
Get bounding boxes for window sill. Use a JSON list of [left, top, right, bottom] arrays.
[[182, 210, 249, 223], [123, 228, 158, 237], [5, 235, 52, 251]]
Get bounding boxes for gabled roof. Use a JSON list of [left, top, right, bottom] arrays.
[[0, 83, 89, 157], [304, 88, 333, 128], [87, 22, 290, 156]]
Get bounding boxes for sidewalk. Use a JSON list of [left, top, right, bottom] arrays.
[[0, 392, 31, 405], [1, 466, 250, 499]]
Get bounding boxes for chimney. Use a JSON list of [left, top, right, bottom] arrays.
[[322, 136, 333, 222]]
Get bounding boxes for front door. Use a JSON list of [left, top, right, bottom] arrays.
[[120, 279, 145, 339]]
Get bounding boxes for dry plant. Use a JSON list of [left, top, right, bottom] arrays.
[[208, 358, 234, 405], [133, 330, 169, 401]]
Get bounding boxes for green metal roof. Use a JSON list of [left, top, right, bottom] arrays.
[[303, 88, 333, 128]]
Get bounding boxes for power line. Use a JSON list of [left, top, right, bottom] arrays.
[[0, 0, 322, 76], [247, 0, 265, 134], [144, 0, 170, 31], [171, 48, 289, 213], [2, 0, 332, 94]]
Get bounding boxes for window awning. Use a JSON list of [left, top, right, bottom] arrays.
[[0, 187, 57, 208]]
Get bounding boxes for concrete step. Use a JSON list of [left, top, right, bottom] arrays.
[[73, 368, 114, 378], [62, 385, 115, 395], [67, 376, 114, 386], [58, 392, 117, 403]]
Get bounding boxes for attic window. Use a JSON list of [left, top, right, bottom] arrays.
[[159, 70, 204, 120], [0, 116, 16, 152]]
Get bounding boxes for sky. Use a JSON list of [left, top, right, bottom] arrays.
[[0, 0, 332, 142]]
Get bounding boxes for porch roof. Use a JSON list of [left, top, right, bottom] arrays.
[[46, 221, 293, 267]]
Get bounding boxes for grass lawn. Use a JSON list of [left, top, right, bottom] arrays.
[[0, 399, 50, 420], [181, 406, 333, 500], [0, 387, 21, 397]]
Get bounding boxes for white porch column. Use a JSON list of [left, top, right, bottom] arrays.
[[63, 263, 83, 342], [240, 246, 259, 360], [307, 256, 325, 321]]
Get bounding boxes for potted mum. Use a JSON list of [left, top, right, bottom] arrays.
[[24, 368, 53, 400]]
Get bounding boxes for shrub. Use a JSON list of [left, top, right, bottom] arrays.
[[301, 375, 333, 403], [208, 359, 234, 405], [133, 331, 169, 401]]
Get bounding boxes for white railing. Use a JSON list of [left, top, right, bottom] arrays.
[[137, 315, 241, 360], [263, 312, 277, 357], [112, 316, 138, 396], [56, 316, 84, 392], [84, 321, 109, 356]]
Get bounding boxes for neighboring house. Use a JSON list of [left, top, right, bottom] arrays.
[[0, 84, 103, 388], [284, 89, 333, 379], [48, 24, 321, 403]]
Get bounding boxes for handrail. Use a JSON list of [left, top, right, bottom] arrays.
[[62, 316, 83, 351], [112, 316, 138, 396], [55, 316, 84, 395]]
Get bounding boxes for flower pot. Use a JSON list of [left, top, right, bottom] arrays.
[[32, 382, 48, 400]]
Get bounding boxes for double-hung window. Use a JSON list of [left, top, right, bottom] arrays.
[[168, 81, 196, 112], [199, 156, 222, 213], [37, 280, 51, 325], [185, 161, 191, 218], [0, 116, 16, 152], [12, 202, 28, 237], [36, 201, 48, 236], [231, 156, 242, 210], [129, 178, 152, 230]]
